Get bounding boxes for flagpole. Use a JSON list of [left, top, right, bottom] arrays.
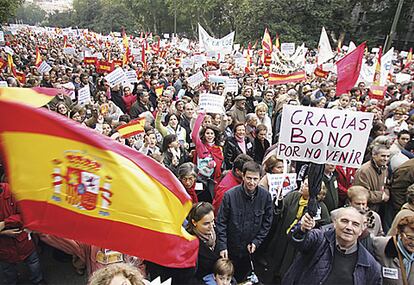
[[174, 0, 177, 37], [384, 0, 404, 52]]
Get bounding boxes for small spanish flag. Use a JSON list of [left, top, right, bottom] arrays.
[[0, 87, 60, 107], [268, 70, 306, 85], [0, 58, 7, 71], [405, 47, 412, 68], [314, 66, 329, 78], [369, 85, 386, 100], [0, 100, 198, 268], [154, 84, 164, 97], [35, 47, 42, 67], [116, 117, 146, 138], [275, 33, 280, 50]]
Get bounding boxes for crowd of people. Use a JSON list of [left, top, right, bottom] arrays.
[[0, 24, 414, 285]]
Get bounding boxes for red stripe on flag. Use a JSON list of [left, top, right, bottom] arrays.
[[268, 71, 306, 85], [19, 200, 199, 268], [0, 101, 189, 204]]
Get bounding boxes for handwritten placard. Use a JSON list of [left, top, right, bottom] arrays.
[[278, 105, 374, 167]]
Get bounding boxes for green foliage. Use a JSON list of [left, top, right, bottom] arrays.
[[14, 3, 47, 25], [37, 0, 412, 49], [0, 0, 23, 24]]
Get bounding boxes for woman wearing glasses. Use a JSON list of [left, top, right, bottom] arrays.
[[373, 215, 414, 285]]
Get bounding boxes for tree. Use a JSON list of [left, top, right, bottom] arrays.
[[14, 3, 47, 25], [0, 0, 23, 24]]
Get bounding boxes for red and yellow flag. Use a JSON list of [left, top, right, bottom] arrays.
[[116, 118, 146, 138], [7, 54, 16, 76], [405, 47, 412, 68], [314, 66, 329, 78], [262, 28, 273, 54], [0, 87, 64, 107], [268, 71, 306, 85], [35, 47, 42, 67], [370, 48, 385, 100], [122, 28, 130, 65], [275, 33, 280, 50], [0, 100, 198, 268], [0, 58, 7, 71]]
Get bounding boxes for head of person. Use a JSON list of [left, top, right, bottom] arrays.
[[333, 207, 365, 249], [233, 154, 254, 178], [339, 93, 350, 108], [347, 186, 370, 213], [123, 86, 132, 96], [178, 162, 197, 190], [393, 107, 407, 121], [213, 258, 234, 285], [200, 124, 221, 145], [234, 96, 246, 109], [138, 91, 150, 104], [397, 216, 414, 254], [183, 103, 195, 119], [87, 263, 144, 285], [165, 113, 179, 129], [161, 134, 179, 152], [102, 123, 112, 136], [242, 161, 261, 193], [264, 155, 284, 174], [186, 202, 215, 236], [371, 144, 390, 167], [370, 122, 387, 138], [80, 73, 89, 85], [245, 113, 258, 128], [56, 102, 69, 115], [255, 102, 268, 120], [263, 90, 274, 103], [242, 86, 254, 98], [255, 124, 268, 142], [324, 163, 335, 175], [233, 123, 246, 140], [397, 129, 411, 148], [144, 130, 157, 148]]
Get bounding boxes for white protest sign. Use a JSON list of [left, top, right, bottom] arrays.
[[0, 31, 4, 42], [186, 71, 205, 89], [104, 67, 126, 88], [198, 24, 234, 55], [235, 57, 247, 68], [198, 93, 225, 114], [37, 61, 52, 74], [193, 54, 207, 68], [225, 78, 238, 92], [63, 47, 76, 55], [125, 70, 138, 83], [371, 48, 379, 54], [181, 58, 194, 70], [78, 86, 91, 105], [268, 173, 297, 199], [3, 46, 14, 55], [277, 105, 374, 168], [233, 44, 240, 51], [395, 73, 411, 83], [131, 47, 140, 55], [62, 82, 76, 100], [208, 75, 228, 84], [281, 43, 295, 55], [400, 51, 408, 57], [163, 33, 170, 39], [0, 81, 8, 87]]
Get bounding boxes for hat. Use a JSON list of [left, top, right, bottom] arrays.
[[287, 89, 298, 96], [234, 95, 246, 101]]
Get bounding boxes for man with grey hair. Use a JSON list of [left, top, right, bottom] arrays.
[[283, 207, 382, 285], [354, 144, 390, 212]]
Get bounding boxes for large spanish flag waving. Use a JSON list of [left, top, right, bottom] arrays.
[[0, 87, 62, 108], [0, 100, 198, 268]]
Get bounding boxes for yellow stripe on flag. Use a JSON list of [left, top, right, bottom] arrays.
[[0, 87, 57, 107], [3, 132, 193, 240]]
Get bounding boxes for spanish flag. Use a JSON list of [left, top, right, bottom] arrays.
[[35, 47, 42, 67], [405, 47, 412, 68], [262, 28, 273, 54], [116, 118, 146, 138], [0, 58, 7, 71], [275, 33, 280, 50], [314, 66, 329, 78], [268, 70, 306, 85], [0, 100, 198, 268], [0, 87, 61, 107]]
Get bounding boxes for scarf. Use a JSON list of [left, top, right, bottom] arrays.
[[397, 235, 414, 278], [236, 136, 246, 154], [286, 196, 308, 234], [194, 228, 216, 250]]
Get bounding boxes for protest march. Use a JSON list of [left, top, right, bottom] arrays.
[[0, 19, 414, 285]]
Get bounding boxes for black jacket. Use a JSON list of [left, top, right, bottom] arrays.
[[223, 137, 255, 170], [216, 184, 273, 258]]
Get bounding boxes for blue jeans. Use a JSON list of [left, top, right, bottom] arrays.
[[0, 250, 43, 285]]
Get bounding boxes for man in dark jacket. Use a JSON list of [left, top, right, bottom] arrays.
[[216, 161, 273, 282], [283, 207, 382, 285]]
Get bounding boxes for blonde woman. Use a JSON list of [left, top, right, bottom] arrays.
[[255, 102, 272, 141]]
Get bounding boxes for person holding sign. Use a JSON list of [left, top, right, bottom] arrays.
[[223, 123, 255, 170], [192, 112, 224, 203], [283, 208, 382, 285]]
